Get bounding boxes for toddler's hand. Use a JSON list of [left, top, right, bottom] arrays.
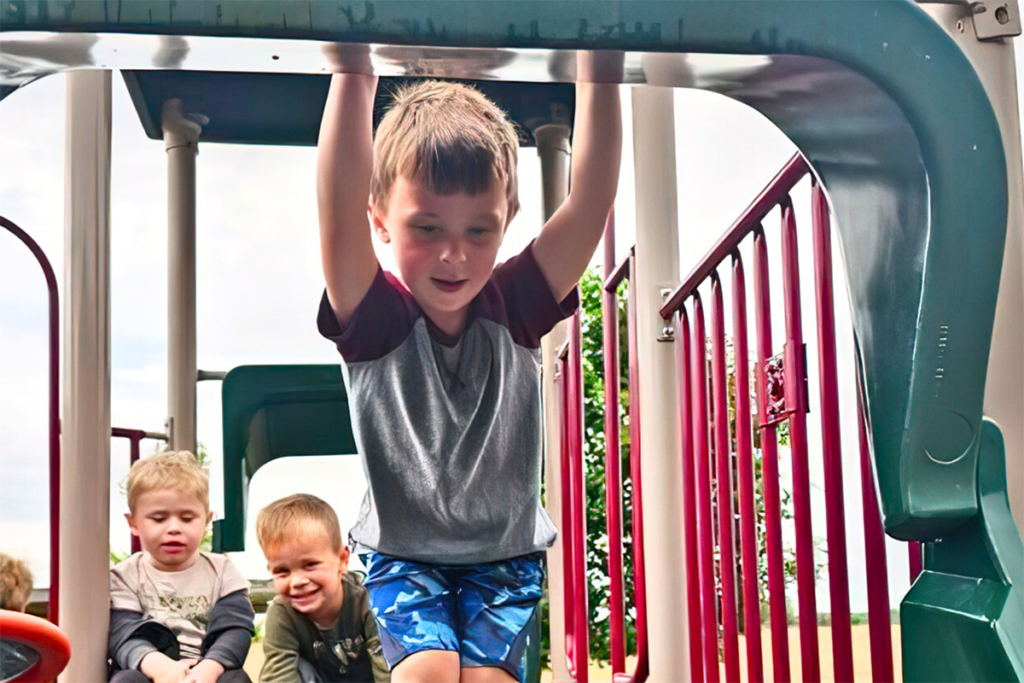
[[181, 658, 226, 683], [139, 652, 192, 683]]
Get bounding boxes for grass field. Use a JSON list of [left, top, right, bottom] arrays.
[[244, 624, 902, 682]]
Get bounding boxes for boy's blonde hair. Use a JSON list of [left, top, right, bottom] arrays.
[[371, 80, 520, 223], [256, 494, 343, 554], [0, 553, 33, 612], [125, 450, 209, 513]]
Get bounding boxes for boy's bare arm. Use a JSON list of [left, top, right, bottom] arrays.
[[533, 52, 623, 302], [318, 71, 380, 323]]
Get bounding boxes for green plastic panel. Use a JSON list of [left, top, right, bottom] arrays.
[[902, 419, 1024, 682], [212, 364, 356, 553]]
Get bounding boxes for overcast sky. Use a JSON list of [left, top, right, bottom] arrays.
[[4, 43, 1022, 614]]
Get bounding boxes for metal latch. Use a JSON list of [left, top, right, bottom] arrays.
[[969, 1, 1021, 40]]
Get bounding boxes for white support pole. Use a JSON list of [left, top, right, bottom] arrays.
[[920, 4, 1024, 531], [631, 85, 688, 683], [163, 99, 202, 454], [60, 68, 112, 683], [535, 123, 572, 683]]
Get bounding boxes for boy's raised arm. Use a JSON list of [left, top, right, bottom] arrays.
[[533, 52, 623, 302], [318, 69, 380, 324]]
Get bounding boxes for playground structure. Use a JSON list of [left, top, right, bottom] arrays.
[[1, 1, 1023, 681]]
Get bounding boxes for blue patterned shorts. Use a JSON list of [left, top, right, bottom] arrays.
[[361, 552, 544, 681]]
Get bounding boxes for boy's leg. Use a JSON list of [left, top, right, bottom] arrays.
[[109, 670, 151, 682], [456, 554, 545, 683], [362, 553, 461, 683]]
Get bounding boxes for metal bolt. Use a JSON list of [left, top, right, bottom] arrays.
[[996, 5, 1010, 23], [956, 19, 965, 32]]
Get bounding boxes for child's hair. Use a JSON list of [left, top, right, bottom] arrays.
[[371, 80, 520, 224], [125, 450, 209, 513], [256, 494, 343, 554], [0, 553, 34, 612]]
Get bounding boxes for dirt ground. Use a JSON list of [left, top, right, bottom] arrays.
[[244, 624, 902, 682]]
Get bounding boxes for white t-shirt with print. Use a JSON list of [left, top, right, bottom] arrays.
[[110, 552, 249, 659]]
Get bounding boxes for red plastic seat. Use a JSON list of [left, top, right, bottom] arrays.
[[0, 611, 71, 683]]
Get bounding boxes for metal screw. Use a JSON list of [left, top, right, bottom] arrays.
[[657, 325, 675, 342]]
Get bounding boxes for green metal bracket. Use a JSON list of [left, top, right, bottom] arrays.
[[212, 364, 357, 553]]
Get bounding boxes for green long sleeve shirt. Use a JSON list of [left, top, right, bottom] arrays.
[[260, 573, 389, 683]]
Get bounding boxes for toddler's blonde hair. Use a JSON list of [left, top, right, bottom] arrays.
[[0, 552, 33, 612], [125, 450, 209, 513], [256, 493, 343, 554]]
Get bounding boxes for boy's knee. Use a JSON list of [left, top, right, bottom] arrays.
[[391, 650, 460, 683], [110, 670, 151, 683], [215, 668, 252, 683]]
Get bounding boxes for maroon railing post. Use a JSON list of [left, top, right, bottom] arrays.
[[675, 307, 705, 682], [2, 216, 61, 625], [710, 274, 741, 682], [602, 219, 627, 675], [732, 255, 764, 683], [564, 311, 590, 682], [779, 198, 821, 683], [752, 230, 792, 683], [809, 181, 854, 682], [616, 254, 649, 683], [691, 294, 721, 683], [858, 395, 895, 683], [557, 354, 579, 681]]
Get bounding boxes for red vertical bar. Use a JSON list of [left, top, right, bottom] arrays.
[[710, 275, 741, 683], [909, 543, 923, 583], [621, 256, 649, 683], [752, 230, 792, 683], [130, 437, 142, 555], [602, 221, 627, 675], [779, 198, 821, 683], [568, 311, 590, 682], [558, 354, 579, 681], [858, 395, 895, 683], [676, 308, 705, 683], [732, 255, 764, 683], [691, 294, 721, 683], [809, 182, 854, 682]]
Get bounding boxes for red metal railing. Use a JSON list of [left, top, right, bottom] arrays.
[[658, 153, 913, 682], [602, 242, 650, 683], [1, 216, 60, 626], [111, 428, 169, 554], [558, 314, 590, 682]]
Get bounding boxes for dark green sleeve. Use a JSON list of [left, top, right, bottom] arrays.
[[260, 600, 303, 683], [360, 593, 390, 683]]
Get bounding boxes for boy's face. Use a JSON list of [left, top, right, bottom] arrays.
[[265, 528, 350, 628], [372, 175, 507, 334], [126, 488, 211, 572]]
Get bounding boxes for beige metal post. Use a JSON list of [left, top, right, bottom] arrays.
[[630, 84, 688, 683], [921, 3, 1024, 531], [163, 99, 203, 453], [535, 122, 572, 683], [60, 69, 112, 683]]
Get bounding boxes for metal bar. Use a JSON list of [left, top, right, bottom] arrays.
[[858, 394, 895, 683], [604, 248, 633, 293], [1, 216, 61, 625], [675, 307, 705, 682], [710, 274, 740, 683], [557, 355, 580, 681], [779, 197, 821, 683], [602, 215, 627, 675], [613, 254, 649, 683], [691, 294, 720, 683], [909, 542, 923, 583], [732, 255, 764, 682], [563, 311, 589, 682], [809, 180, 855, 682], [660, 154, 810, 319], [752, 230, 791, 683]]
